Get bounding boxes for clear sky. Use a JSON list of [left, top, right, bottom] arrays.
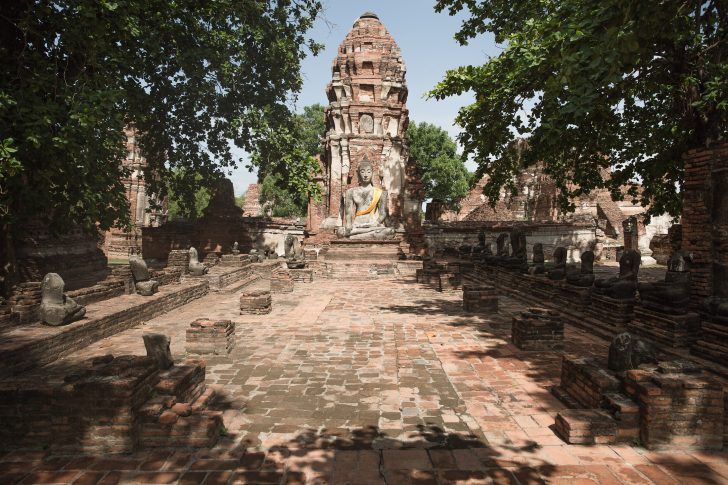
[[231, 0, 498, 195]]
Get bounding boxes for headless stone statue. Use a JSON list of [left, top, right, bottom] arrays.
[[503, 228, 528, 271], [594, 250, 641, 299], [285, 235, 305, 269], [143, 333, 173, 370], [529, 243, 545, 275], [129, 257, 160, 296], [639, 251, 692, 314], [188, 247, 208, 276], [39, 273, 86, 326], [547, 247, 568, 280], [608, 332, 657, 372], [566, 251, 595, 287], [472, 230, 487, 255], [337, 158, 395, 240]]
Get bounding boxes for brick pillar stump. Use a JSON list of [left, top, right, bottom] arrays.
[[186, 318, 235, 355], [511, 307, 564, 351], [239, 290, 272, 315], [624, 361, 725, 450], [463, 284, 498, 312]]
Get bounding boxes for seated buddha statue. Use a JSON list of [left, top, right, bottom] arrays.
[[528, 243, 545, 275], [503, 228, 528, 272], [594, 250, 641, 299], [638, 251, 692, 314], [336, 159, 395, 240], [566, 250, 595, 287], [547, 247, 568, 280]]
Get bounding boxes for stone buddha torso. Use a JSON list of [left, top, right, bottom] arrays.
[[337, 160, 395, 240]]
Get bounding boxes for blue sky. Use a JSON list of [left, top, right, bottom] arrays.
[[231, 1, 498, 194]]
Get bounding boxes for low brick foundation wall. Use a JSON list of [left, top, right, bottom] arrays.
[[555, 356, 620, 409], [628, 306, 700, 348], [0, 281, 209, 378], [186, 318, 235, 355], [0, 356, 221, 454]]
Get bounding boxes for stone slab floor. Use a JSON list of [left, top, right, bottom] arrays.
[[3, 276, 727, 484]]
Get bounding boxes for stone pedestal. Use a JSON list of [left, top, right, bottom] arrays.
[[462, 284, 498, 313], [624, 363, 724, 450], [270, 268, 294, 293], [239, 290, 272, 315], [511, 307, 564, 351], [186, 318, 235, 355], [628, 306, 700, 348]]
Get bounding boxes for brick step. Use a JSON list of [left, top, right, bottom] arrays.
[[555, 409, 617, 444], [216, 274, 260, 294], [138, 368, 222, 449], [602, 392, 640, 442]]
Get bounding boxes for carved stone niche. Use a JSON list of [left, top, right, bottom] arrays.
[[359, 114, 374, 134]]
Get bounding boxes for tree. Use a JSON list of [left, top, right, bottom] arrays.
[[165, 171, 212, 222], [251, 103, 326, 214], [0, 0, 322, 235], [259, 173, 307, 218], [0, 0, 322, 292], [431, 0, 727, 217], [406, 121, 470, 209]]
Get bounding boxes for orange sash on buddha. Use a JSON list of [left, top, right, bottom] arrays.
[[355, 187, 382, 217]]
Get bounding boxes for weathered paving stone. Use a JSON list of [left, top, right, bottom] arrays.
[[4, 265, 725, 483]]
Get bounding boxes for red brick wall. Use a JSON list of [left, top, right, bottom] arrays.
[[682, 142, 728, 305]]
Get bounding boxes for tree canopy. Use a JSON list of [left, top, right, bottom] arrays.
[[0, 0, 323, 235], [406, 121, 470, 209], [431, 0, 728, 217], [251, 103, 325, 215]]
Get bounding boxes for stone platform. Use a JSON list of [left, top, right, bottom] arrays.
[[317, 239, 421, 280]]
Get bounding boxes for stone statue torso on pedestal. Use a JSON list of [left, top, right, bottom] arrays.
[[337, 159, 395, 240]]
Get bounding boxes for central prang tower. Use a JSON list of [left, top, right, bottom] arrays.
[[310, 12, 421, 236]]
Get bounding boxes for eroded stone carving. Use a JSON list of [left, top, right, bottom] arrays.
[[594, 250, 641, 299], [143, 333, 173, 369], [188, 247, 209, 276], [607, 332, 657, 372], [39, 273, 86, 326], [336, 158, 395, 240], [232, 241, 240, 255], [129, 256, 160, 296]]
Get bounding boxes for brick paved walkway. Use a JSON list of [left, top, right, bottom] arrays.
[[3, 276, 727, 484]]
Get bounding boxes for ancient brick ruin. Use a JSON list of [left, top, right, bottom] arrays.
[[307, 12, 421, 241]]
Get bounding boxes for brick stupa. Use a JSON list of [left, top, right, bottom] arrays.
[[307, 12, 422, 240]]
